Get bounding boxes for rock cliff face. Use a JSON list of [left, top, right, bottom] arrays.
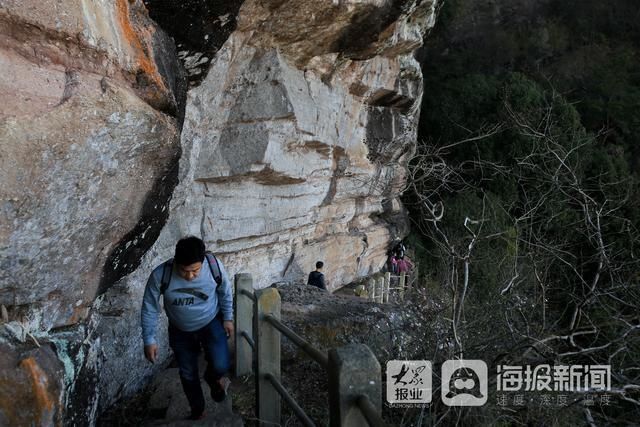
[[151, 0, 437, 290], [0, 0, 436, 424], [0, 0, 185, 331]]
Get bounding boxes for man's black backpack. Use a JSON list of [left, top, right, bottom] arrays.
[[159, 251, 222, 294]]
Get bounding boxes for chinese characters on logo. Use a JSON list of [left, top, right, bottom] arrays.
[[386, 361, 613, 407], [386, 361, 432, 404], [497, 365, 611, 392]]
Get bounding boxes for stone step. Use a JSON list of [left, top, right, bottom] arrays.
[[143, 362, 243, 426]]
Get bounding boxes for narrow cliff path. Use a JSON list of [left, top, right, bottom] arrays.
[[99, 283, 417, 426], [141, 358, 243, 426], [99, 353, 244, 426]]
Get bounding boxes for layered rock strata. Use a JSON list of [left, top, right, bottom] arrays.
[[159, 0, 437, 290]]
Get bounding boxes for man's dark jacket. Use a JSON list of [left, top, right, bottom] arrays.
[[307, 271, 326, 290]]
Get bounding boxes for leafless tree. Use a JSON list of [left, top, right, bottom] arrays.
[[400, 95, 640, 425]]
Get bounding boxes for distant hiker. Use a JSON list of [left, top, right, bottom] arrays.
[[396, 255, 413, 274], [389, 254, 399, 274], [308, 261, 327, 290], [393, 240, 406, 259], [141, 236, 234, 421]]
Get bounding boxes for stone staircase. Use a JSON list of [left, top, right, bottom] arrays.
[[143, 357, 243, 427]]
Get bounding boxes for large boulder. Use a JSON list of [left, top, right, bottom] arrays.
[[0, 342, 64, 427], [0, 0, 185, 424], [0, 0, 185, 329]]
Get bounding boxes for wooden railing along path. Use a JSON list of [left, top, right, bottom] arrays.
[[233, 274, 387, 427], [365, 271, 415, 303]]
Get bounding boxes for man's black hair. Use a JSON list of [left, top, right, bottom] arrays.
[[316, 261, 324, 269], [175, 236, 206, 266]]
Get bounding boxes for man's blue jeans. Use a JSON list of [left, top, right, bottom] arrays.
[[168, 315, 230, 416]]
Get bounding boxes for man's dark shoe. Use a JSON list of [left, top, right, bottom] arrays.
[[211, 377, 230, 402]]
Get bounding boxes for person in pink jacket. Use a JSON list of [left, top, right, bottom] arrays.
[[396, 256, 413, 274]]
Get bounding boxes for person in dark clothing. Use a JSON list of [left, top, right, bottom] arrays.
[[307, 261, 326, 290], [393, 240, 406, 259]]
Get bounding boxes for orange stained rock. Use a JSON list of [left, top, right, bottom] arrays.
[[67, 305, 90, 326], [19, 357, 57, 426], [115, 0, 166, 91]]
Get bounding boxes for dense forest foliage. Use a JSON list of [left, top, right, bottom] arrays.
[[402, 0, 640, 424]]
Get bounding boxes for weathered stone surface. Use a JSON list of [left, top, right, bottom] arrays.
[[0, 342, 64, 427], [0, 0, 184, 332], [237, 0, 437, 65], [0, 1, 185, 423], [142, 0, 244, 87], [0, 75, 180, 329], [142, 363, 242, 426], [165, 29, 425, 290], [0, 0, 185, 112], [90, 1, 434, 422], [0, 0, 437, 425]]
